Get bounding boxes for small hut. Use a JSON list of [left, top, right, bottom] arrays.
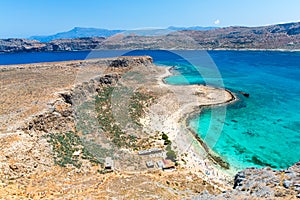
[[146, 160, 154, 168], [105, 157, 113, 170], [162, 159, 175, 171], [156, 160, 164, 169]]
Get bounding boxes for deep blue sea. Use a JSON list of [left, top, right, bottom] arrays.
[[1, 50, 300, 170]]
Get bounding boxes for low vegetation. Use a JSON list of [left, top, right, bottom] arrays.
[[95, 86, 140, 148], [48, 131, 101, 168], [161, 132, 177, 161], [129, 91, 154, 126], [48, 85, 157, 168], [166, 144, 177, 162], [162, 132, 172, 145]]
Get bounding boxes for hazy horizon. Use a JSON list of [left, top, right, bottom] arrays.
[[2, 20, 300, 40]]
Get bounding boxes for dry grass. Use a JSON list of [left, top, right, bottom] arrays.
[[0, 63, 79, 131]]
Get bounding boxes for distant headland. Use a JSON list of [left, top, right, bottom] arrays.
[[1, 22, 300, 53]]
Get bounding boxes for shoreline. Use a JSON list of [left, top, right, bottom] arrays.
[[164, 66, 239, 178], [182, 92, 237, 168], [1, 48, 300, 55], [163, 66, 238, 170], [1, 49, 300, 66], [144, 65, 239, 187]]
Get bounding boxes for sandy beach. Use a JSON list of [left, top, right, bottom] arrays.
[[141, 66, 237, 189]]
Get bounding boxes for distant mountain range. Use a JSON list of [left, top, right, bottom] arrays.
[[167, 26, 217, 31], [28, 26, 218, 42], [28, 27, 125, 42], [1, 22, 300, 53]]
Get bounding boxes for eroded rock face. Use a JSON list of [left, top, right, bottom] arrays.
[[21, 75, 121, 134], [0, 39, 47, 53]]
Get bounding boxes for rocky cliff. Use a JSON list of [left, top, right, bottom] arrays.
[[0, 38, 47, 52], [0, 37, 105, 53]]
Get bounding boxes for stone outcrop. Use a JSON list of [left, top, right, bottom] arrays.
[[232, 162, 300, 199], [195, 162, 300, 199]]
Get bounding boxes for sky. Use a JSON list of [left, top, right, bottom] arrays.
[[0, 0, 300, 38]]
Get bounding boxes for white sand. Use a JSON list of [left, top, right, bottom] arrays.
[[141, 67, 237, 190]]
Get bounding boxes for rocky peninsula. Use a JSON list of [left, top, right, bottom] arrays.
[[0, 57, 299, 199]]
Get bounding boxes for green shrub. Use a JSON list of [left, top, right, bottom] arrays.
[[162, 133, 168, 141], [48, 131, 100, 168], [162, 133, 172, 145], [166, 150, 177, 162], [129, 91, 154, 126]]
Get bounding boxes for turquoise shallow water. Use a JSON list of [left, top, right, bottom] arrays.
[[162, 51, 300, 170], [124, 50, 300, 170]]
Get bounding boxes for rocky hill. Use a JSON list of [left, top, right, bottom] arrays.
[[181, 22, 300, 50], [1, 22, 300, 52], [102, 22, 300, 50]]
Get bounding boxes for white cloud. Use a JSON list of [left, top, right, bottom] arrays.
[[214, 19, 220, 25]]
